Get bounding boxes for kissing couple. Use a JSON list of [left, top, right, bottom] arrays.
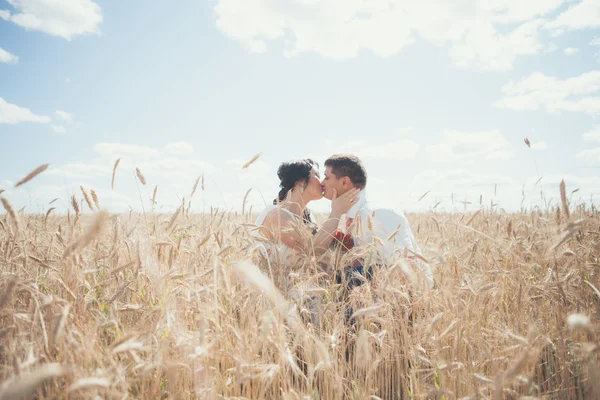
[[255, 154, 434, 297]]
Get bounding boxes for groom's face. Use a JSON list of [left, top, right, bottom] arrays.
[[321, 166, 353, 200]]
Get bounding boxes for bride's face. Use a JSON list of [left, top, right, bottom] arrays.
[[301, 167, 323, 201]]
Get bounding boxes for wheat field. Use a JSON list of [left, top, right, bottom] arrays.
[[0, 188, 599, 399]]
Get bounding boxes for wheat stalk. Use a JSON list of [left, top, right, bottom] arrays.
[[152, 186, 158, 205], [242, 152, 262, 169], [465, 209, 481, 227], [1, 197, 19, 232], [242, 188, 252, 215], [166, 206, 181, 232], [111, 158, 120, 189], [64, 210, 108, 258], [91, 190, 100, 209], [0, 275, 17, 309], [71, 195, 80, 215], [0, 363, 65, 400], [15, 163, 49, 187], [135, 168, 147, 185], [560, 179, 570, 219], [44, 207, 55, 227], [68, 377, 110, 393], [191, 176, 201, 197], [80, 186, 95, 211]]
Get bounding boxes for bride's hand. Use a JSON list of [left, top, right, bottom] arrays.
[[331, 188, 361, 217]]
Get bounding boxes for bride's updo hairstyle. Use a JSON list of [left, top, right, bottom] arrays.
[[274, 158, 317, 204], [274, 158, 318, 228]]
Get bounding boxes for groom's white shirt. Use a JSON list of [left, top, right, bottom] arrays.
[[341, 190, 434, 289]]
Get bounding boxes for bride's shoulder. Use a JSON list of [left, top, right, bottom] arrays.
[[255, 205, 295, 226]]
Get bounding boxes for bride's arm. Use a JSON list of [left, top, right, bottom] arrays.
[[261, 188, 360, 253], [311, 212, 343, 253]]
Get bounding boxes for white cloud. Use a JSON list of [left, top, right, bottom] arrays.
[[93, 143, 161, 160], [564, 47, 579, 55], [69, 142, 220, 188], [165, 141, 193, 155], [51, 124, 65, 133], [55, 110, 73, 122], [0, 0, 102, 40], [0, 47, 18, 64], [46, 142, 217, 188], [359, 139, 420, 160], [531, 140, 548, 150], [590, 37, 600, 46], [142, 158, 217, 178], [47, 162, 111, 178], [415, 168, 513, 188], [214, 0, 566, 70], [65, 77, 71, 84], [575, 147, 600, 165], [308, 137, 419, 163], [448, 19, 544, 71], [0, 97, 51, 124], [226, 158, 273, 185], [495, 70, 600, 115], [583, 126, 600, 142], [427, 130, 513, 162], [246, 39, 267, 54], [547, 0, 600, 33]]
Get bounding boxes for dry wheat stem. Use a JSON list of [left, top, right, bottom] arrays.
[[1, 197, 19, 232], [64, 210, 109, 257], [44, 207, 55, 227], [80, 186, 95, 211], [560, 179, 570, 219], [71, 195, 80, 215], [166, 206, 181, 232], [111, 158, 121, 189], [0, 363, 65, 400], [136, 167, 147, 185], [191, 176, 201, 197], [242, 152, 262, 169], [242, 188, 252, 215], [15, 163, 49, 187], [0, 275, 17, 309], [91, 189, 100, 209]]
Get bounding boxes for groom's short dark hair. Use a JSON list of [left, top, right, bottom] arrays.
[[324, 154, 367, 189]]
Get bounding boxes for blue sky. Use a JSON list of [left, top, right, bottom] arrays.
[[0, 0, 599, 214]]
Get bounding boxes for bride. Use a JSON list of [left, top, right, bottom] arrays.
[[254, 159, 359, 325]]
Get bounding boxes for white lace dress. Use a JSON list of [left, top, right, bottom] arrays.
[[254, 205, 321, 324]]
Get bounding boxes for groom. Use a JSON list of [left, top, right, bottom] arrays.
[[321, 154, 434, 292]]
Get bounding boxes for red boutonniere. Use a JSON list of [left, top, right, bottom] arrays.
[[333, 230, 354, 251]]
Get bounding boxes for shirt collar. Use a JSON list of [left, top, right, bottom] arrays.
[[347, 189, 367, 218]]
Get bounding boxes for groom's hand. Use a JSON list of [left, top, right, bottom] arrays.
[[331, 188, 360, 217]]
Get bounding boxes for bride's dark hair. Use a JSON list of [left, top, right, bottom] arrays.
[[274, 158, 318, 228]]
